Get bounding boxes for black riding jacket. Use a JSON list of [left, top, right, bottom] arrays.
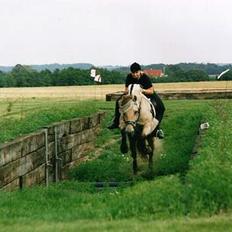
[[125, 73, 153, 98]]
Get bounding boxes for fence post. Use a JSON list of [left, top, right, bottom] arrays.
[[54, 126, 62, 182], [19, 176, 23, 190], [44, 128, 51, 187]]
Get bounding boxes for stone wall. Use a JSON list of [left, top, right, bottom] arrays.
[[0, 112, 105, 191]]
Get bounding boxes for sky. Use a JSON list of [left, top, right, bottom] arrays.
[[1, 0, 232, 66]]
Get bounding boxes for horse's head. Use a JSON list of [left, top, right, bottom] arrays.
[[118, 94, 140, 135]]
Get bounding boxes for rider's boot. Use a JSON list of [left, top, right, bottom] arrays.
[[107, 100, 120, 130]]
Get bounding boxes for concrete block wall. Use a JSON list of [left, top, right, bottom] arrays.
[[0, 112, 105, 191]]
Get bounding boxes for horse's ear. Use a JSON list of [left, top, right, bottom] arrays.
[[133, 95, 137, 101]]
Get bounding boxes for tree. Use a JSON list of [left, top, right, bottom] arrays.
[[185, 70, 209, 81], [166, 65, 185, 81], [0, 71, 7, 87], [10, 64, 39, 87], [39, 69, 53, 86]]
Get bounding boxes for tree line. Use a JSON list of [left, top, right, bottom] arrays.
[[0, 63, 232, 88], [0, 64, 125, 87], [153, 65, 232, 83]]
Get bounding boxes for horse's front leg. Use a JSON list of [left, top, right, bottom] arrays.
[[128, 133, 138, 174], [120, 129, 128, 154], [147, 136, 154, 171]]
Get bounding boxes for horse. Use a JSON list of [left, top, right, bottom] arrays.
[[118, 84, 159, 174]]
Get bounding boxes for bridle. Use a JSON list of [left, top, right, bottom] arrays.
[[125, 119, 137, 128], [122, 99, 141, 129]]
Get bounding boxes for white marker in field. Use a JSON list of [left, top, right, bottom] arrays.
[[217, 69, 230, 80], [94, 74, 102, 83], [90, 69, 96, 78], [90, 68, 102, 83]]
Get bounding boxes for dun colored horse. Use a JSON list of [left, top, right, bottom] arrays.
[[118, 84, 159, 174]]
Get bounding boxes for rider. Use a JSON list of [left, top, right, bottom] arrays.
[[108, 62, 165, 139]]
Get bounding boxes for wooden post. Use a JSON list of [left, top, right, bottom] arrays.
[[44, 128, 50, 187], [54, 126, 62, 182], [19, 176, 23, 190]]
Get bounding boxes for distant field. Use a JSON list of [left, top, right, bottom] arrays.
[[0, 81, 232, 100], [154, 80, 232, 91]]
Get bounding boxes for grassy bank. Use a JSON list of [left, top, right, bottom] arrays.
[[0, 99, 111, 144]]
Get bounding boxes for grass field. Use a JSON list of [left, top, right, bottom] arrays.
[[0, 83, 232, 231]]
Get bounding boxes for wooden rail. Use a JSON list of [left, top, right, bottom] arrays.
[[106, 89, 232, 101]]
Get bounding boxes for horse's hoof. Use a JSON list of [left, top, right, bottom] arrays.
[[120, 144, 128, 154], [143, 146, 152, 154], [140, 145, 152, 156]]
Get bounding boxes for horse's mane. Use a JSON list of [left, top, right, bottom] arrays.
[[119, 95, 135, 113], [121, 95, 132, 106]]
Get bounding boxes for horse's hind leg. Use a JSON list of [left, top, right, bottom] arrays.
[[120, 129, 128, 154], [147, 136, 155, 170]]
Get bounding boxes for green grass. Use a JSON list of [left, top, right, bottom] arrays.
[[0, 99, 113, 144], [1, 215, 232, 232], [0, 177, 183, 221], [1, 98, 232, 231], [184, 99, 232, 215], [0, 178, 232, 231]]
